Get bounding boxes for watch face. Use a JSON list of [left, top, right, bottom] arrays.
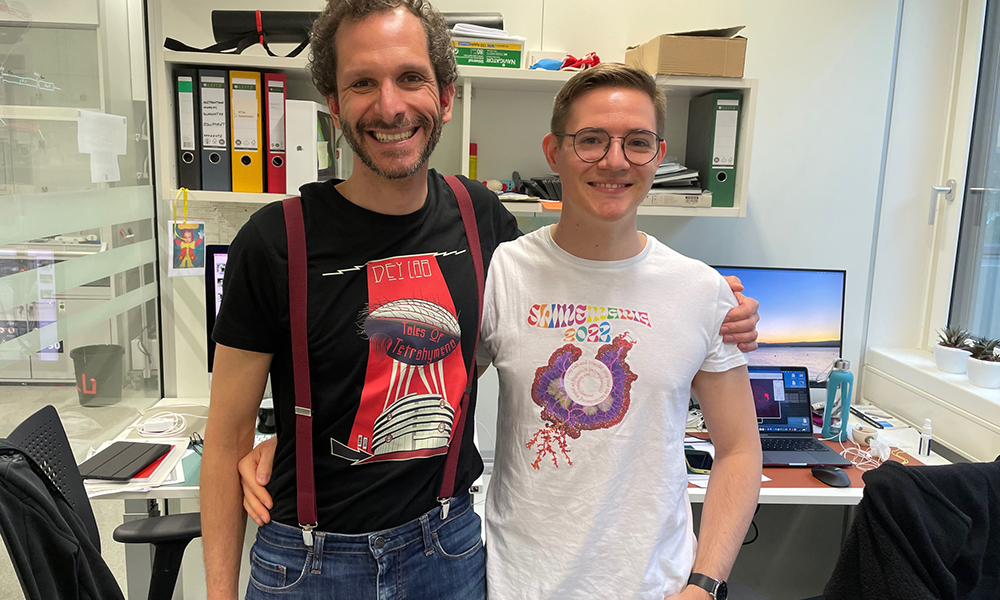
[[716, 581, 728, 600]]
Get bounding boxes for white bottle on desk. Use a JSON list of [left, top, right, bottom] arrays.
[[918, 418, 933, 457]]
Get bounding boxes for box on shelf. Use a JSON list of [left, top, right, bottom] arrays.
[[642, 190, 713, 208], [451, 36, 526, 69], [625, 26, 746, 78]]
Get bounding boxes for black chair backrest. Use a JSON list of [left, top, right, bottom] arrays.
[[8, 405, 101, 548]]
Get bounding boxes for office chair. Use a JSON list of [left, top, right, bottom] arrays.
[[0, 405, 201, 600]]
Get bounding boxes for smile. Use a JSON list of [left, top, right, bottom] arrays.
[[590, 182, 631, 189], [372, 129, 417, 143]]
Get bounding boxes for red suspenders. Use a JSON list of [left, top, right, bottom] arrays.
[[281, 175, 485, 545], [439, 176, 485, 519]]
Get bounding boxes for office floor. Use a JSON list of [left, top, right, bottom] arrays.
[[0, 384, 161, 599]]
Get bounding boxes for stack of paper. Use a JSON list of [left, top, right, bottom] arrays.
[[653, 157, 701, 193], [452, 23, 519, 40]]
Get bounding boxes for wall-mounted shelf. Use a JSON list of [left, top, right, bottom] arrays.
[[158, 50, 756, 218], [168, 190, 292, 204], [0, 106, 85, 121], [163, 50, 308, 70]]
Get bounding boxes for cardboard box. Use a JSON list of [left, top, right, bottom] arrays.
[[451, 36, 525, 69], [625, 26, 746, 78], [642, 190, 713, 208]]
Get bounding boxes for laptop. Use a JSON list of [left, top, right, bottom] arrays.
[[749, 366, 852, 467]]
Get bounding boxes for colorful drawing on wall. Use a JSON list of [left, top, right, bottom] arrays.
[[168, 220, 206, 277]]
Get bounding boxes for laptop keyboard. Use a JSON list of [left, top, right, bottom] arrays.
[[761, 437, 829, 452]]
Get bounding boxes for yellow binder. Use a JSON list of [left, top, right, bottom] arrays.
[[229, 70, 264, 193]]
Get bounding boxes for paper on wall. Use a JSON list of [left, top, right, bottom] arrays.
[[77, 110, 127, 183]]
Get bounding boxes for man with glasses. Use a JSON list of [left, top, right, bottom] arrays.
[[477, 63, 761, 600]]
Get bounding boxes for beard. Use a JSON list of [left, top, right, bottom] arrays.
[[340, 112, 444, 180]]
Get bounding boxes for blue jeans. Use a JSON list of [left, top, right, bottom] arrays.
[[245, 493, 485, 599]]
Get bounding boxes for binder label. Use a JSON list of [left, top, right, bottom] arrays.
[[232, 78, 259, 152], [267, 82, 285, 152], [713, 99, 740, 167], [201, 77, 227, 150], [177, 76, 196, 151]]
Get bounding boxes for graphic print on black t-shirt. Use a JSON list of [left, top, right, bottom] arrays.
[[327, 251, 468, 465]]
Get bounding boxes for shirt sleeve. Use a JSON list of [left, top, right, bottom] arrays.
[[212, 218, 282, 354], [699, 274, 749, 373]]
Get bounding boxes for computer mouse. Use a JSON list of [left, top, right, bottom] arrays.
[[811, 465, 851, 488]]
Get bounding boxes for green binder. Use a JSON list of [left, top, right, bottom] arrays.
[[685, 92, 742, 207]]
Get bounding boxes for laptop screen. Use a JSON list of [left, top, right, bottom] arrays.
[[748, 366, 812, 434]]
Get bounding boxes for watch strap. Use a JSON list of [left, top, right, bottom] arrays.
[[688, 573, 722, 598]]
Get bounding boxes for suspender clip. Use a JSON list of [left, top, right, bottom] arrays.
[[300, 523, 316, 547], [437, 497, 451, 520]]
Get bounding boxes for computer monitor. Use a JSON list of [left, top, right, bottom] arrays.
[[204, 245, 228, 373], [713, 266, 846, 385]]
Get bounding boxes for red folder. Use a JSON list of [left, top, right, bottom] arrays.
[[131, 445, 174, 482], [264, 73, 287, 194]]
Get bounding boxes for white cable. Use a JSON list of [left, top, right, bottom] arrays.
[[135, 410, 204, 438], [837, 439, 885, 471]]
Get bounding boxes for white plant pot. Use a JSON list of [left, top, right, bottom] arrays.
[[966, 356, 1000, 389], [934, 344, 972, 374]]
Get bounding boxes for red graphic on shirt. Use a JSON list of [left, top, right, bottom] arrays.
[[333, 253, 467, 465]]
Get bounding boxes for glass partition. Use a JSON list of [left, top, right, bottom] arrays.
[[0, 0, 160, 459]]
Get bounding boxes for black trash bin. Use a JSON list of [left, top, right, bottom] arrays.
[[70, 344, 125, 405]]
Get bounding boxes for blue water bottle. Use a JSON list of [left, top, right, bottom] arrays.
[[823, 359, 854, 441]]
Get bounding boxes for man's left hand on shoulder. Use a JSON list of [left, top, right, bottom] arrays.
[[721, 275, 760, 352], [665, 584, 714, 600]]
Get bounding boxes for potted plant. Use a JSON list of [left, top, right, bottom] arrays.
[[966, 337, 1000, 389], [934, 326, 972, 373]]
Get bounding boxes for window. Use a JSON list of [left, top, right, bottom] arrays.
[[950, 0, 1000, 340]]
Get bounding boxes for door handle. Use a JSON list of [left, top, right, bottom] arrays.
[[929, 179, 956, 225]]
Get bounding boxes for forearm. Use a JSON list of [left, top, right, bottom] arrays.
[[691, 446, 761, 581], [201, 344, 271, 600], [202, 425, 254, 599]]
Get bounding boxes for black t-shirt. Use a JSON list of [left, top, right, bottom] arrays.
[[213, 170, 520, 533]]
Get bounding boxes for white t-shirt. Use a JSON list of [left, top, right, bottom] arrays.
[[480, 226, 747, 600]]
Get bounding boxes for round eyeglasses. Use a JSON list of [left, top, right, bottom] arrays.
[[556, 127, 662, 166]]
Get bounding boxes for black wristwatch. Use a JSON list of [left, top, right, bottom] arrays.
[[688, 573, 728, 600]]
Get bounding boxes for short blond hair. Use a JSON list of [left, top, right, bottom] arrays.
[[551, 63, 666, 137]]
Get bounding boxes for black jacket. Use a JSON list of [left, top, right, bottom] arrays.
[[825, 459, 1000, 600], [0, 440, 123, 600]]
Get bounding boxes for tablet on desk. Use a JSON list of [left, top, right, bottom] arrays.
[[78, 441, 172, 481]]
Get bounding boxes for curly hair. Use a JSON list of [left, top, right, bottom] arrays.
[[551, 63, 667, 138], [309, 0, 458, 99]]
